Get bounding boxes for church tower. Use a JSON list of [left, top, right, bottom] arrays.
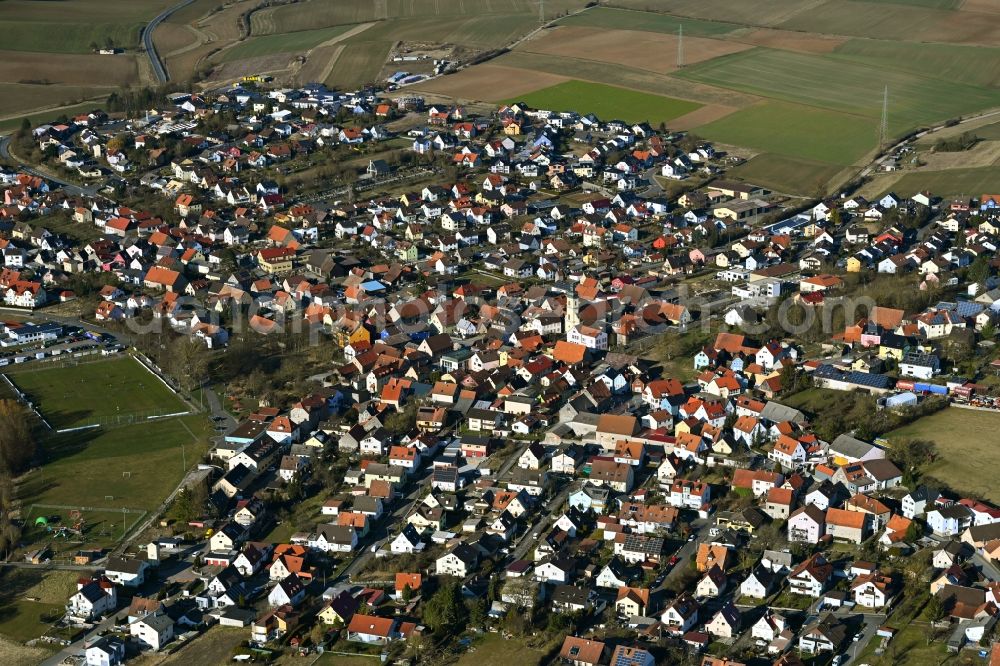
[[565, 291, 580, 334]]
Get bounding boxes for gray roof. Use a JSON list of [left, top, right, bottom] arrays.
[[830, 434, 881, 459], [136, 612, 173, 632], [760, 401, 806, 425]]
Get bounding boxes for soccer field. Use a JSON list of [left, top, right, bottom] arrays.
[[6, 356, 188, 430]]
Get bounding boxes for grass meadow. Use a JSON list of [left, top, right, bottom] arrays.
[[888, 407, 1000, 502]]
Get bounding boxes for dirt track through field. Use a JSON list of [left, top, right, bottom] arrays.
[[517, 25, 750, 74]]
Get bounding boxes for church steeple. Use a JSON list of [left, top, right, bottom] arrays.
[[565, 291, 580, 333]]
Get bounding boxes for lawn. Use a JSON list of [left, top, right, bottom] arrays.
[[6, 356, 188, 429], [887, 407, 1000, 501], [780, 387, 846, 416], [503, 80, 702, 124], [155, 625, 248, 665], [676, 48, 1000, 137], [454, 633, 551, 666], [18, 415, 211, 512], [0, 570, 76, 645], [557, 7, 740, 36], [219, 25, 354, 62], [694, 100, 877, 166]]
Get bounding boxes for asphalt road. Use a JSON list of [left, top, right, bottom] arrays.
[[0, 136, 99, 197], [143, 0, 197, 83]]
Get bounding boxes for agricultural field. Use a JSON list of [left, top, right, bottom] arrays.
[[694, 100, 877, 166], [831, 39, 1000, 87], [725, 153, 848, 196], [557, 7, 740, 36], [518, 26, 751, 75], [6, 356, 188, 429], [605, 0, 824, 27], [0, 84, 106, 121], [675, 48, 1000, 135], [887, 407, 1000, 502], [410, 64, 570, 102], [0, 102, 101, 134], [866, 166, 1000, 199], [324, 41, 395, 91], [0, 0, 173, 52], [775, 0, 1000, 43], [502, 80, 702, 125], [218, 25, 354, 63]]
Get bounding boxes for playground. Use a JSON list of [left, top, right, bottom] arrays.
[[22, 505, 147, 557]]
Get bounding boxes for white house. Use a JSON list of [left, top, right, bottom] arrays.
[[130, 613, 175, 651], [309, 524, 357, 553], [67, 578, 117, 620], [104, 557, 149, 588], [267, 574, 306, 608], [436, 544, 479, 577], [660, 594, 699, 635], [390, 525, 426, 554], [787, 505, 825, 544], [86, 636, 125, 666], [927, 505, 972, 537]]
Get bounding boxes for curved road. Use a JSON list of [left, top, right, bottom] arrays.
[[0, 135, 99, 197], [143, 0, 198, 84]]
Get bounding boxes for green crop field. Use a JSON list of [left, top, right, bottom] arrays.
[[0, 23, 147, 54], [832, 39, 1000, 87], [219, 25, 353, 62], [504, 80, 702, 124], [255, 0, 583, 34], [775, 0, 995, 43], [887, 407, 1000, 502], [6, 357, 188, 429], [325, 41, 394, 90], [676, 48, 1000, 136], [604, 0, 821, 27], [0, 0, 171, 54], [695, 100, 877, 165], [557, 7, 740, 36], [865, 0, 960, 8], [876, 166, 1000, 199], [18, 415, 211, 511], [725, 153, 847, 195]]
